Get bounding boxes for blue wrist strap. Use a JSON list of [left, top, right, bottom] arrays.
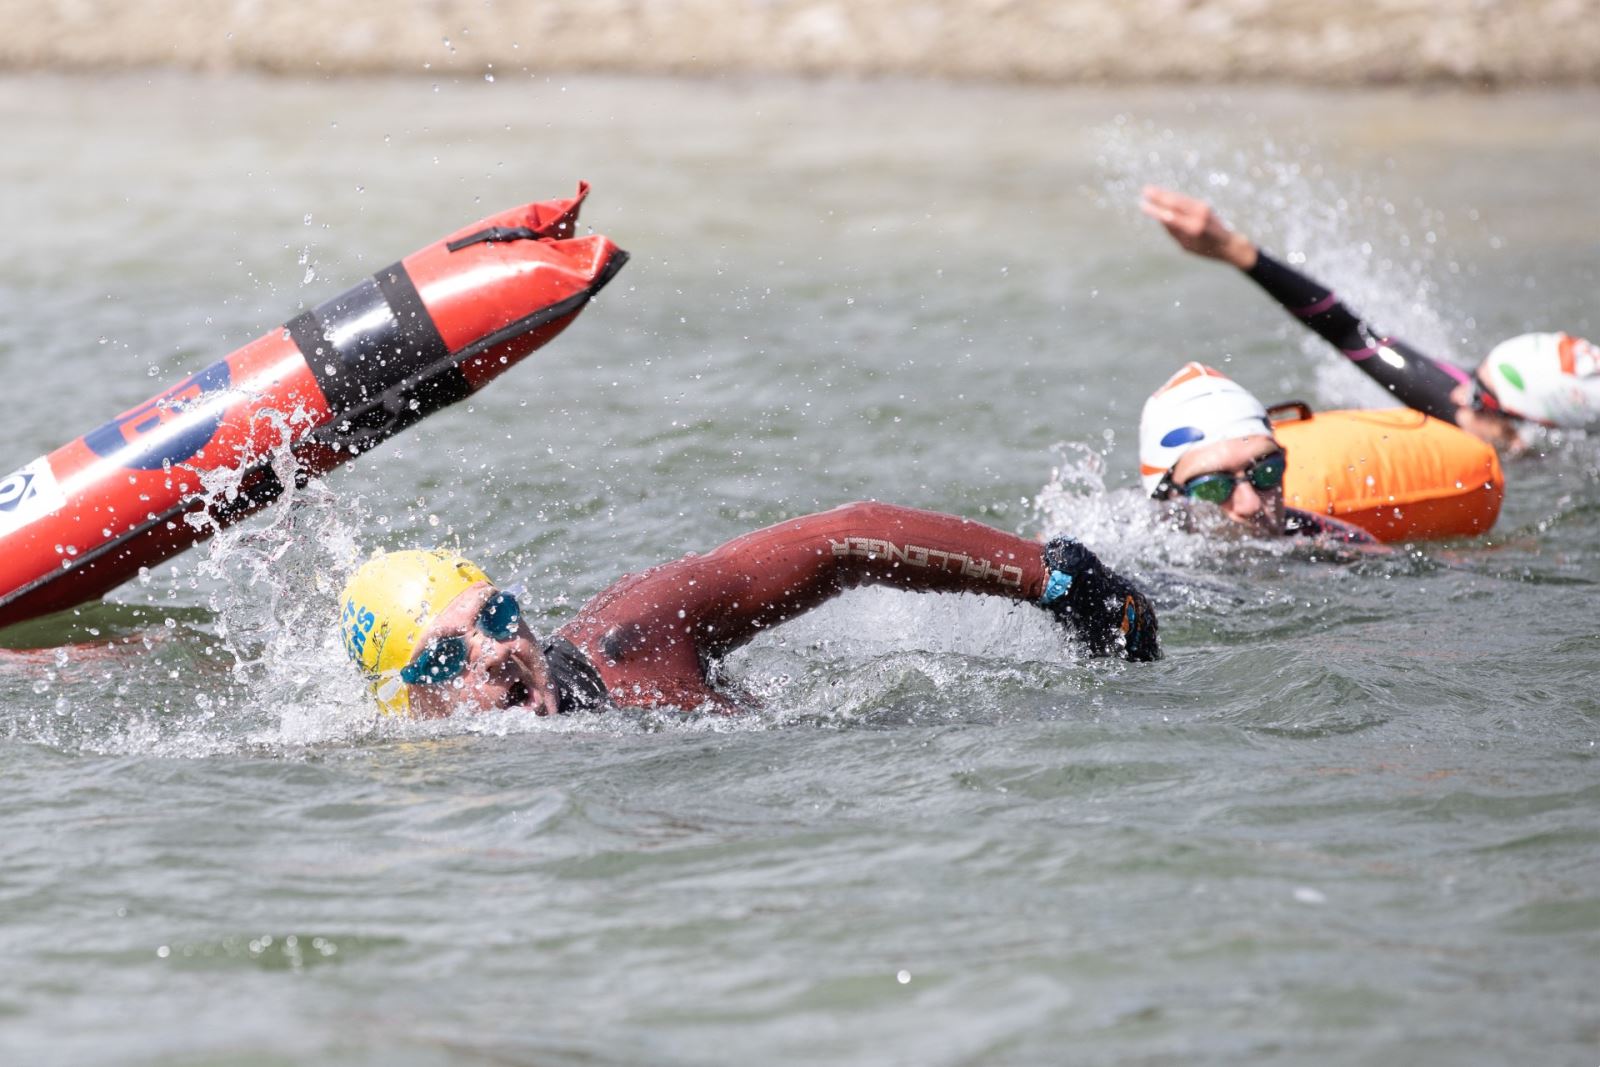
[[1041, 569, 1073, 605]]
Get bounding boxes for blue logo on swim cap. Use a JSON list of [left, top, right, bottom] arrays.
[[1159, 426, 1206, 448], [83, 360, 232, 470]]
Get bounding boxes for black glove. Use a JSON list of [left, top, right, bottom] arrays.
[[1039, 537, 1161, 662]]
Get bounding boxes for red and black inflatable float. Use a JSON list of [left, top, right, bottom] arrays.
[[0, 182, 626, 629]]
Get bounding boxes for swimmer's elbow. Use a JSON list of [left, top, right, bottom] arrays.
[[824, 500, 900, 529]]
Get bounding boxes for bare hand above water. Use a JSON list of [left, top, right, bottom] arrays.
[[1140, 185, 1259, 271]]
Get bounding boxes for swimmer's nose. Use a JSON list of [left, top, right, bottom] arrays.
[[471, 631, 517, 668], [1229, 479, 1265, 516], [467, 638, 519, 692]]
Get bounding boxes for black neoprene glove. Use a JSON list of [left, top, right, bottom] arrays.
[[1039, 537, 1161, 662]]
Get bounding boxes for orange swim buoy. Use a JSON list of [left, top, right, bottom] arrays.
[[1271, 404, 1503, 542], [0, 183, 627, 630]]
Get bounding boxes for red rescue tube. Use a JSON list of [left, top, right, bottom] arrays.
[[0, 182, 627, 630]]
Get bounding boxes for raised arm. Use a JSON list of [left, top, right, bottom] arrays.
[[559, 501, 1159, 696], [1139, 186, 1501, 439]]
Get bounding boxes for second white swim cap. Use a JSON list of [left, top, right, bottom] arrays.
[[1479, 332, 1600, 429], [1139, 363, 1272, 495]]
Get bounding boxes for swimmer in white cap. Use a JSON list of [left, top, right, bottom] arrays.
[[1140, 362, 1376, 543], [1141, 186, 1600, 451]]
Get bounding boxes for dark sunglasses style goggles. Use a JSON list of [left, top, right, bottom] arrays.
[[1155, 450, 1287, 505]]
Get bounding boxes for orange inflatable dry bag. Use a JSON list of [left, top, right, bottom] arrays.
[[1271, 405, 1503, 542]]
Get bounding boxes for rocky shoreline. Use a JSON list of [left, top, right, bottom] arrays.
[[3, 0, 1598, 86]]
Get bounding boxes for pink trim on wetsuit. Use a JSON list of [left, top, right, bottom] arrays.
[[1245, 250, 1474, 427], [1342, 338, 1470, 381], [1294, 293, 1340, 318]]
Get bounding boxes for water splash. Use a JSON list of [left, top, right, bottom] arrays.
[[184, 435, 380, 748], [1092, 115, 1478, 407], [1031, 438, 1237, 571]]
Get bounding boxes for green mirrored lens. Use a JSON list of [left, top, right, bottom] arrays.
[[1183, 474, 1236, 505], [1250, 453, 1287, 491]]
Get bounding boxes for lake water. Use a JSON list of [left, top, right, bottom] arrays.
[[1, 72, 1597, 1065]]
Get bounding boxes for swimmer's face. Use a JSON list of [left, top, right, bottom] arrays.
[[1169, 433, 1287, 537], [404, 582, 560, 718], [1460, 365, 1526, 451]]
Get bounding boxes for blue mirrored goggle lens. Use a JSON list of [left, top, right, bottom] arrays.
[[477, 592, 521, 640], [398, 592, 523, 687], [400, 636, 469, 686]]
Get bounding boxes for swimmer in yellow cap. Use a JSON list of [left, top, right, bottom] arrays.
[[341, 501, 1162, 717], [340, 549, 559, 717], [1141, 185, 1600, 451]]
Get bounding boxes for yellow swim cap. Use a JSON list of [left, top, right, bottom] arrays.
[[339, 549, 491, 715]]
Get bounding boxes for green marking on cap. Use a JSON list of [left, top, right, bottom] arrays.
[[1498, 363, 1525, 391]]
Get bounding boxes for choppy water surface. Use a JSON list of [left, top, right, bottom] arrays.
[[1, 74, 1597, 1065]]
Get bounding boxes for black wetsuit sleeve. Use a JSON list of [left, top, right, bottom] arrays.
[[542, 636, 607, 713], [1283, 508, 1381, 547], [1244, 251, 1470, 425]]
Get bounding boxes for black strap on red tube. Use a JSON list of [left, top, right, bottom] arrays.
[[445, 226, 546, 252]]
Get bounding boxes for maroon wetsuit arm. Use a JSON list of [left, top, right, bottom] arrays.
[[554, 502, 1052, 709], [680, 500, 1052, 651]]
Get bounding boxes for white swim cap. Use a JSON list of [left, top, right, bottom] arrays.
[[1478, 333, 1600, 429], [1139, 363, 1272, 496]]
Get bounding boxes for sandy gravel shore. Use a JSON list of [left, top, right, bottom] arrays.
[[2, 0, 1598, 86]]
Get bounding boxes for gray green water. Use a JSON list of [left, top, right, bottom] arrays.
[[1, 73, 1597, 1065]]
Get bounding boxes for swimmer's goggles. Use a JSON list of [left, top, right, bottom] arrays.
[[1470, 379, 1507, 417], [399, 590, 523, 686], [1168, 450, 1287, 505]]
